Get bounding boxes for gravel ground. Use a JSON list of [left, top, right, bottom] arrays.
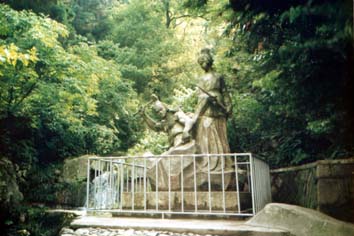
[[60, 227, 217, 236]]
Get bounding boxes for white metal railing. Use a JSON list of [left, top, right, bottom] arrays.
[[85, 153, 271, 217]]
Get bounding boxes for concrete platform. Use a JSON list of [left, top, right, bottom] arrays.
[[71, 216, 290, 236]]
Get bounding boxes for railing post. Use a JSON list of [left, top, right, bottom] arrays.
[[250, 154, 256, 215], [109, 158, 113, 209], [114, 161, 118, 208], [126, 168, 129, 192], [155, 158, 158, 211], [221, 154, 226, 213], [207, 154, 212, 212], [98, 160, 101, 209], [132, 158, 135, 210], [93, 161, 97, 209], [193, 154, 197, 212], [86, 157, 90, 209], [120, 162, 123, 210], [168, 157, 171, 212], [181, 155, 184, 212], [234, 154, 241, 214], [144, 157, 147, 211]]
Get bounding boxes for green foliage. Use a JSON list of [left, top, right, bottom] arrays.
[[0, 3, 69, 165], [0, 3, 138, 162], [22, 163, 63, 203], [0, 6, 141, 231], [200, 0, 354, 167], [1, 3, 353, 233], [71, 0, 117, 40], [128, 130, 169, 155], [0, 159, 73, 236], [182, 0, 207, 13], [2, 0, 74, 26], [101, 0, 179, 95], [171, 85, 198, 113]]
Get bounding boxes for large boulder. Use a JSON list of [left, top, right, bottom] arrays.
[[246, 203, 354, 236], [62, 155, 94, 182], [58, 155, 97, 207]]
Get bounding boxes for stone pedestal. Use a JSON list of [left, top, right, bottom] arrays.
[[120, 191, 252, 212]]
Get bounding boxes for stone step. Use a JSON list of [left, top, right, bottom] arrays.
[[120, 191, 252, 211], [70, 216, 290, 236]]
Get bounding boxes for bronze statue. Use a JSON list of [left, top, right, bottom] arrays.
[[187, 48, 232, 154], [140, 49, 234, 191]]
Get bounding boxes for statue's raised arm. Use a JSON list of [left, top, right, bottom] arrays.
[[141, 95, 194, 149], [140, 98, 164, 133]]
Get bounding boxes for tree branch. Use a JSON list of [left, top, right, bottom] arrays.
[[10, 82, 38, 113], [171, 14, 207, 21]]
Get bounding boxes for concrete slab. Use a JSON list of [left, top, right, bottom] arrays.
[[71, 216, 290, 236]]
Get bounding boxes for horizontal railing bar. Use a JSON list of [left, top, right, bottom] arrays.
[[88, 153, 253, 160], [116, 163, 144, 168], [89, 159, 145, 168], [93, 159, 250, 167]]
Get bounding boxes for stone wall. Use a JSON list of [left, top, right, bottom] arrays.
[[271, 158, 354, 223]]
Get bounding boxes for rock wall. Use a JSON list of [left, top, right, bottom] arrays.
[[271, 158, 354, 223], [62, 155, 93, 182], [58, 155, 95, 207], [58, 155, 111, 207]]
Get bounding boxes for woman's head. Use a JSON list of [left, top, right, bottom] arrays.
[[198, 48, 213, 71]]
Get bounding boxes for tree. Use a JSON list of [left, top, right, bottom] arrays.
[[0, 3, 138, 167], [182, 0, 354, 167], [95, 0, 180, 97]]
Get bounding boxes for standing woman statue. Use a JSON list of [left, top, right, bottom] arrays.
[[187, 48, 233, 155], [182, 48, 234, 190]]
